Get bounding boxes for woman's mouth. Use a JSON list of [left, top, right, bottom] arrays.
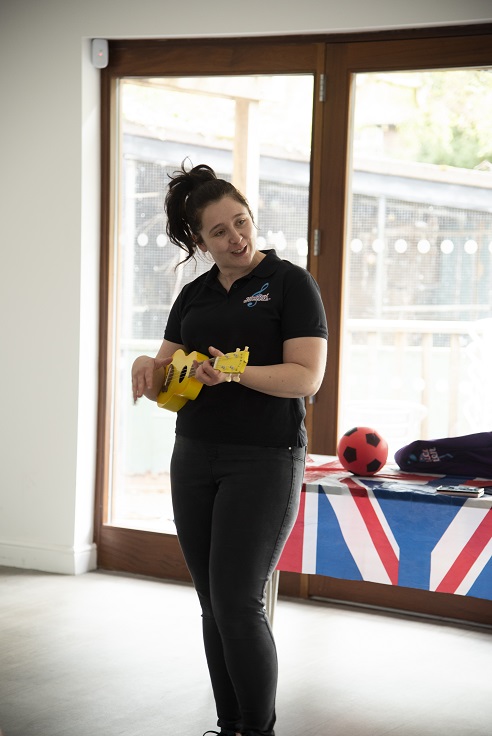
[[232, 244, 247, 256]]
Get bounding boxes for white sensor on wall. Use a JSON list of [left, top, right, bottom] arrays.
[[92, 39, 108, 69]]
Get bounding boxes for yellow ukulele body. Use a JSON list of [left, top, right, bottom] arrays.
[[157, 347, 249, 412]]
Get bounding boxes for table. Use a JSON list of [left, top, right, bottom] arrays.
[[276, 455, 492, 603]]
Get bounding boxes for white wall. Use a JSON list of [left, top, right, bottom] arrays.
[[0, 0, 491, 575]]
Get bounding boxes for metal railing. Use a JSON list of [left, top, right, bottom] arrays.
[[340, 317, 492, 452]]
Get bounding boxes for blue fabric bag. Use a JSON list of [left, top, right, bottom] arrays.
[[394, 431, 492, 478]]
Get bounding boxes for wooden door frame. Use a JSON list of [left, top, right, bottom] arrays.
[[309, 28, 492, 625], [94, 36, 326, 580], [95, 27, 492, 625]]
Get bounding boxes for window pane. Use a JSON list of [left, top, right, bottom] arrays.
[[109, 75, 314, 531], [340, 69, 492, 458]]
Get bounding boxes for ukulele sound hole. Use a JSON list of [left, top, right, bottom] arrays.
[[179, 366, 188, 383]]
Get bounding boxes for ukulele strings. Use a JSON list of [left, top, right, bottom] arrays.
[[162, 351, 245, 394]]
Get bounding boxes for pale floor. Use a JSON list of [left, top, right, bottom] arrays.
[[1, 567, 491, 736]]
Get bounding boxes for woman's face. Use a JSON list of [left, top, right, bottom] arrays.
[[196, 196, 258, 273]]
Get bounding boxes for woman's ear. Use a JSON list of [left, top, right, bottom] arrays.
[[193, 234, 207, 252]]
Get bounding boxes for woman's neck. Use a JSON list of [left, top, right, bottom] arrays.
[[217, 250, 265, 292]]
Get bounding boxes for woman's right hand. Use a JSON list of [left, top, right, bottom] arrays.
[[132, 354, 172, 403]]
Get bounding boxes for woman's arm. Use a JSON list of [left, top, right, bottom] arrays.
[[195, 337, 327, 399], [132, 339, 184, 403]]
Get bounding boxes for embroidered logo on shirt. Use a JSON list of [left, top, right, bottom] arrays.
[[243, 282, 271, 308]]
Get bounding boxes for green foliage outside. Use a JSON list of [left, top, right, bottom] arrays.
[[370, 70, 492, 170]]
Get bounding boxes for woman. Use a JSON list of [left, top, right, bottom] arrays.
[[132, 162, 328, 736]]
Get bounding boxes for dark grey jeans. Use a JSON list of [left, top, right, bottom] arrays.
[[170, 436, 306, 736]]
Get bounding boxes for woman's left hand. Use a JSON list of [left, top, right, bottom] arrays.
[[193, 346, 235, 386]]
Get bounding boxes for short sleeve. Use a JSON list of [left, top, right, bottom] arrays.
[[281, 268, 328, 341], [163, 293, 183, 344]]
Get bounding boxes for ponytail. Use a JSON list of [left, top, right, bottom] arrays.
[[165, 160, 253, 264]]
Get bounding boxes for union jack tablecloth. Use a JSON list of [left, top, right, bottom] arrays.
[[277, 456, 492, 601]]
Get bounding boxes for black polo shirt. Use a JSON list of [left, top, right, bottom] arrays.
[[164, 249, 328, 447]]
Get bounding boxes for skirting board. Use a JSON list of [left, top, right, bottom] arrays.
[[0, 540, 97, 575]]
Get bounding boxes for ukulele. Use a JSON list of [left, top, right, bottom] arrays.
[[157, 347, 250, 412]]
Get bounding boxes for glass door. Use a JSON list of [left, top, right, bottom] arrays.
[[108, 74, 315, 533], [339, 68, 492, 459]]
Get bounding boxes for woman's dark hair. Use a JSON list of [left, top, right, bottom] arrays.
[[165, 160, 254, 264]]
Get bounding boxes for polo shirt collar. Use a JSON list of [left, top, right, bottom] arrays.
[[205, 248, 281, 286]]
